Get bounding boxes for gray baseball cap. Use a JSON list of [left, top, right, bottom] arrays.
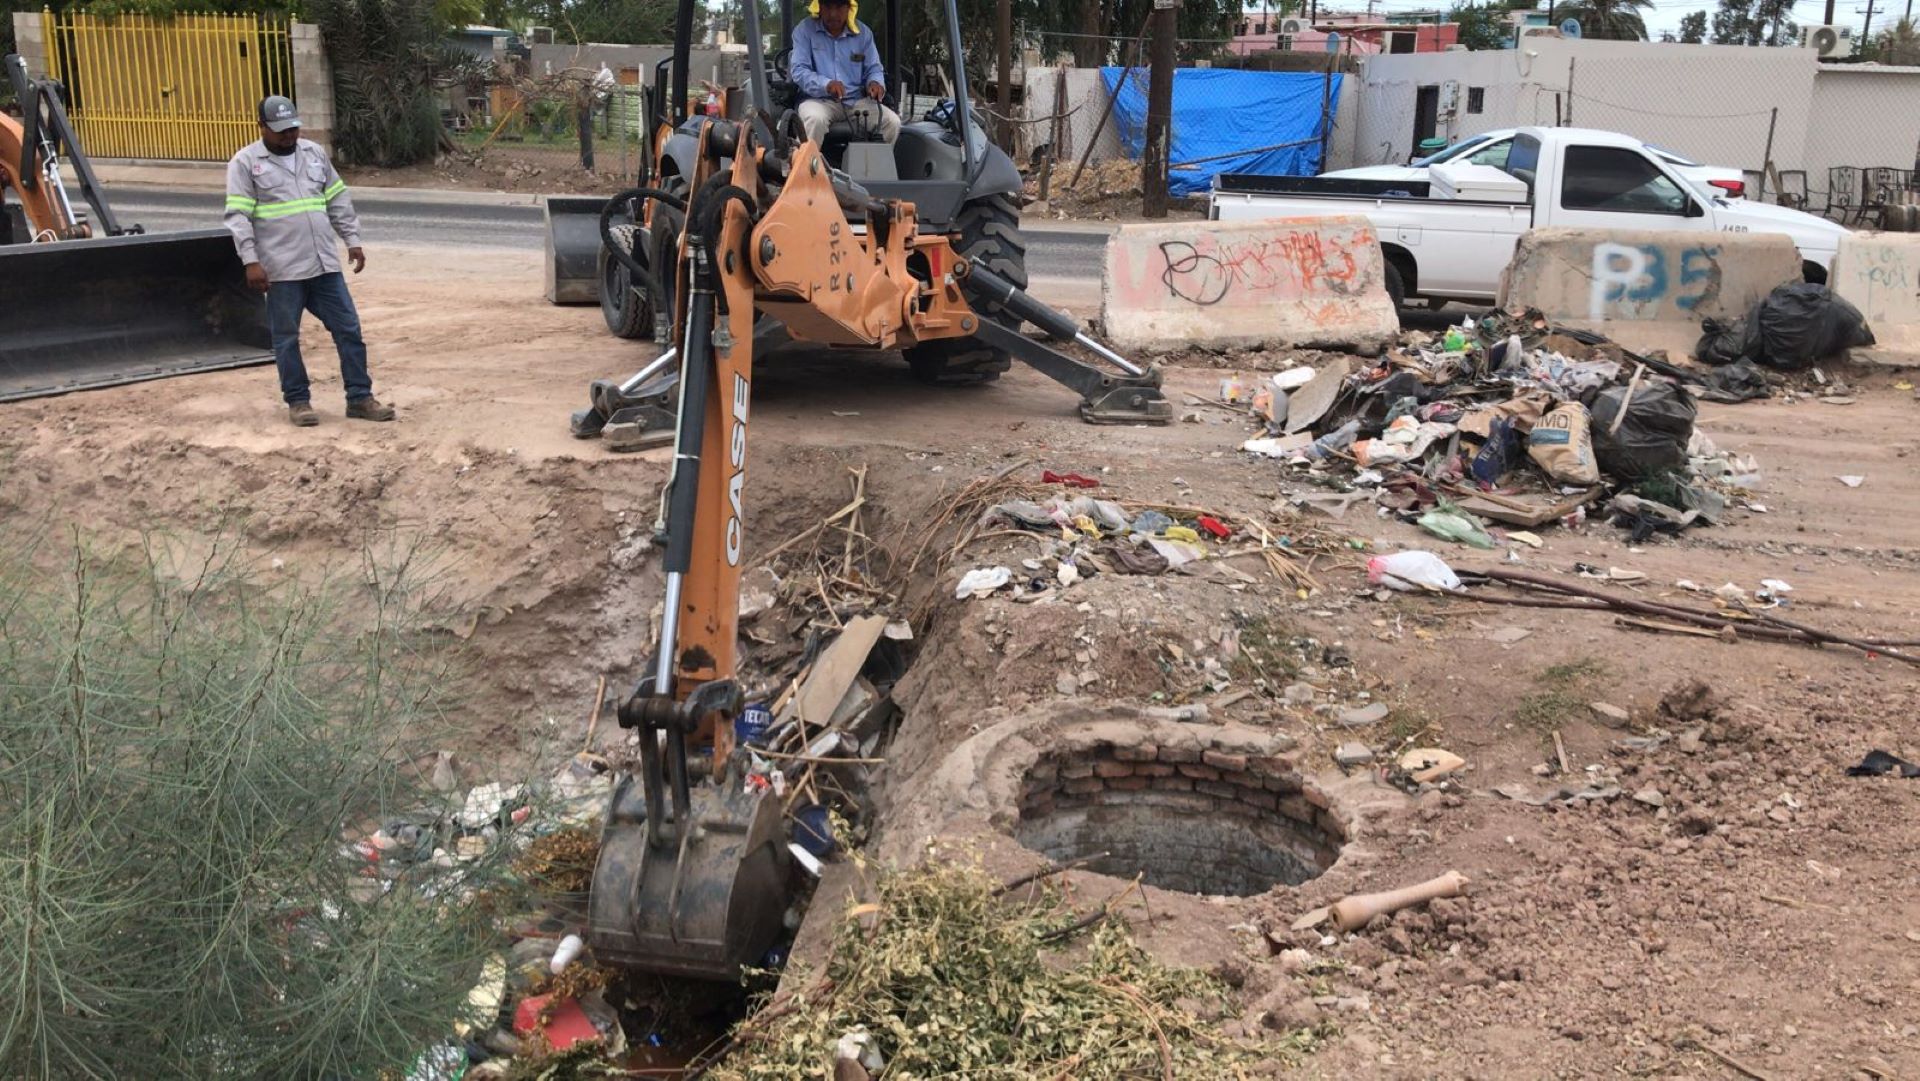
[[258, 95, 301, 132]]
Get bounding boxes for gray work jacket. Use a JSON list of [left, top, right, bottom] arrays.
[[223, 138, 361, 282]]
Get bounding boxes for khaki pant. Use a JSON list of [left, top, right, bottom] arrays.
[[798, 97, 902, 145]]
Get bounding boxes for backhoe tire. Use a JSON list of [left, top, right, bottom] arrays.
[[905, 192, 1028, 386], [600, 224, 651, 339], [600, 180, 687, 341]]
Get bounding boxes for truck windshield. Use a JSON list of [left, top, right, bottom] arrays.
[[1416, 134, 1489, 166]]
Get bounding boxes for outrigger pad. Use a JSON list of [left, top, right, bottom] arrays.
[[570, 374, 678, 451], [1080, 382, 1177, 425]]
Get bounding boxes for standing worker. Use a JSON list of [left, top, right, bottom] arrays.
[[790, 0, 900, 146], [224, 95, 394, 426]]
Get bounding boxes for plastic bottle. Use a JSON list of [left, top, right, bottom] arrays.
[[550, 933, 585, 974], [1366, 550, 1462, 592]]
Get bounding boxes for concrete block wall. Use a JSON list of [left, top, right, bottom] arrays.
[[12, 11, 48, 79], [291, 23, 334, 151]]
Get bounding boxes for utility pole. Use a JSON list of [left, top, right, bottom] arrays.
[[1826, 0, 1837, 26], [996, 0, 1013, 149], [1860, 0, 1877, 46], [1143, 0, 1177, 218]]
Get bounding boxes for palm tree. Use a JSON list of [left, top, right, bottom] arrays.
[[1557, 0, 1652, 40], [1879, 18, 1920, 66]]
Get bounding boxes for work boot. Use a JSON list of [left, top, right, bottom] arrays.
[[289, 402, 319, 427], [346, 396, 396, 422]]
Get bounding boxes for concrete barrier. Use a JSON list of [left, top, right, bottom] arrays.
[[1498, 228, 1802, 359], [1101, 216, 1398, 354], [1828, 232, 1920, 363]]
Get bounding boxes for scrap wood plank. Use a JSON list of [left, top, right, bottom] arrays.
[[1452, 487, 1599, 528], [779, 614, 888, 728]]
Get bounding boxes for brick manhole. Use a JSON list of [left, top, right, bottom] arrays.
[[1012, 740, 1347, 897]]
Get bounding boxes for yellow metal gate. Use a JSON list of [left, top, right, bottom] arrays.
[[47, 10, 294, 162]]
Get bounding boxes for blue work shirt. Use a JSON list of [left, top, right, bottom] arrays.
[[790, 16, 884, 104]]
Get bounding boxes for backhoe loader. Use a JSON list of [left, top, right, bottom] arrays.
[[584, 0, 1171, 984], [1, 53, 270, 402], [553, 0, 1169, 451]]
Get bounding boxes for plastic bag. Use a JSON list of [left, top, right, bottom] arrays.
[[1417, 501, 1496, 549], [1590, 380, 1696, 482], [1367, 550, 1462, 591], [1698, 358, 1771, 403], [1748, 283, 1876, 370], [1526, 401, 1601, 485], [1470, 416, 1520, 484], [1695, 316, 1757, 366]]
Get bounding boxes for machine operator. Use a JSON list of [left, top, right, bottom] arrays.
[[789, 0, 901, 147]]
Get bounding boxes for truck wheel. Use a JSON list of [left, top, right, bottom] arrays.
[[1383, 261, 1408, 311], [906, 192, 1028, 386]]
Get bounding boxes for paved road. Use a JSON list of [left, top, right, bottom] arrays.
[[108, 187, 1110, 281]]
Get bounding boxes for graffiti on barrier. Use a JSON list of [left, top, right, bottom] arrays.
[[1587, 242, 1723, 320], [1154, 230, 1364, 307], [1853, 244, 1917, 295]]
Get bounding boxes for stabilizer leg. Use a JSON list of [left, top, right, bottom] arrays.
[[958, 262, 1173, 426]]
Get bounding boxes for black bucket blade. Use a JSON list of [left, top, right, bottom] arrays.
[[0, 229, 273, 403], [589, 773, 793, 981], [545, 195, 608, 305]]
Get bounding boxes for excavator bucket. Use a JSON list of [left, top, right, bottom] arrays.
[[544, 195, 607, 304], [0, 229, 272, 403], [588, 772, 792, 981]]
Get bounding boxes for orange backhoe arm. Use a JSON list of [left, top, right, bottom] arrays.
[[1, 110, 86, 241]]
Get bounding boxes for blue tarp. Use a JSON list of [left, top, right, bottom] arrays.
[[1100, 67, 1342, 197]]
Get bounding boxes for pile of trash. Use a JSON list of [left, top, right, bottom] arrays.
[[1236, 309, 1767, 546], [393, 706, 885, 1078], [953, 471, 1348, 603]]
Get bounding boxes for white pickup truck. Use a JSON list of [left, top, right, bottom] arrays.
[[1208, 126, 1848, 310]]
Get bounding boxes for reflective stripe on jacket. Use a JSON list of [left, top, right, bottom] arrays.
[[223, 139, 361, 282]]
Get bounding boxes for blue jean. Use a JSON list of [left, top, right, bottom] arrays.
[[267, 272, 371, 405]]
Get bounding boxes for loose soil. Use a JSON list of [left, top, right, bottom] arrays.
[[4, 245, 1918, 1077], [346, 141, 635, 196]]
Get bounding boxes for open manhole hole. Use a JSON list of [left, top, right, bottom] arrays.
[[1013, 741, 1346, 897]]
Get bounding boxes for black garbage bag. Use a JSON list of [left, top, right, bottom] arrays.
[[1695, 315, 1758, 366], [1698, 358, 1772, 403], [1589, 380, 1697, 482], [1749, 283, 1876, 370]]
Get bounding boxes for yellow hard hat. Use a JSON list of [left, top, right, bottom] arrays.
[[808, 0, 859, 33]]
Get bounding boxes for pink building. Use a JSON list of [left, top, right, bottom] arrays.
[[1229, 14, 1460, 56]]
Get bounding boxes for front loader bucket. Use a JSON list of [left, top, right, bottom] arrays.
[[0, 229, 272, 403], [544, 195, 607, 304], [589, 772, 793, 981]]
